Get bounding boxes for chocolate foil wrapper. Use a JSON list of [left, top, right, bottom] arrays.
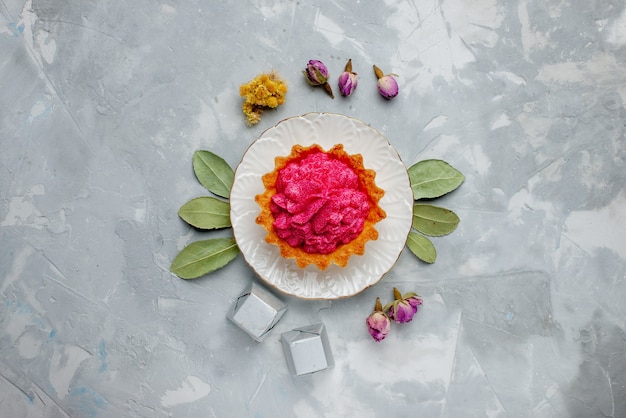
[[281, 323, 334, 376], [227, 282, 287, 342]]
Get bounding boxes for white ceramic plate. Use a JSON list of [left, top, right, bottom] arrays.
[[230, 113, 413, 299]]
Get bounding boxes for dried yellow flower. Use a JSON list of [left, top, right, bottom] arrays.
[[239, 71, 288, 126]]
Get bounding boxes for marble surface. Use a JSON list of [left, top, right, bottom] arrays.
[[1, 0, 625, 416]]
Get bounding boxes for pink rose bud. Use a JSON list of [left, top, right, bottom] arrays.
[[304, 60, 329, 85], [387, 287, 423, 323], [373, 64, 399, 99], [366, 297, 391, 342], [337, 59, 358, 96], [303, 60, 334, 99]]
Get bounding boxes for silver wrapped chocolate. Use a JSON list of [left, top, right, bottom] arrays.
[[281, 323, 334, 376], [227, 281, 287, 342]]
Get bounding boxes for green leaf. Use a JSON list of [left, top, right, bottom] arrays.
[[171, 238, 240, 279], [406, 232, 437, 263], [412, 204, 460, 236], [178, 197, 231, 229], [192, 151, 234, 198], [408, 159, 465, 200]]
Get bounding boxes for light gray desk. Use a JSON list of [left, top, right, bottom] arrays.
[[1, 1, 625, 416]]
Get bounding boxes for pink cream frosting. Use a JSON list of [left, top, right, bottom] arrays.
[[270, 151, 371, 254]]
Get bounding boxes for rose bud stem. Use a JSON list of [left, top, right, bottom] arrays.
[[373, 64, 384, 79], [345, 58, 353, 73], [374, 296, 383, 312], [322, 82, 334, 99]]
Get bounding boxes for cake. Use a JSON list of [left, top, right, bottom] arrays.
[[255, 143, 386, 270]]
